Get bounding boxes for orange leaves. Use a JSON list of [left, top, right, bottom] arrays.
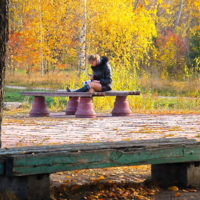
[[187, 189, 197, 192], [168, 186, 179, 191], [174, 192, 181, 197], [56, 64, 66, 69], [90, 176, 105, 182], [99, 176, 105, 180], [108, 179, 113, 183], [8, 0, 80, 74], [51, 165, 159, 200], [8, 0, 200, 81], [89, 177, 96, 181]]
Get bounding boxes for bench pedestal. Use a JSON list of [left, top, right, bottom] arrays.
[[30, 96, 49, 117], [65, 97, 80, 115], [75, 97, 96, 118], [152, 162, 200, 188], [112, 96, 132, 116], [0, 174, 50, 200]]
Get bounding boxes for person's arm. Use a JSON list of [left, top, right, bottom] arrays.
[[99, 64, 112, 85]]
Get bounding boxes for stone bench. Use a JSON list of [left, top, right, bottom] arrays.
[[1, 138, 200, 199], [21, 91, 140, 118]]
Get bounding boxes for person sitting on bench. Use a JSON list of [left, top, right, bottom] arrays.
[[67, 54, 112, 92]]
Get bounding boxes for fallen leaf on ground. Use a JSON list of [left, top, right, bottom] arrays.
[[187, 189, 197, 192], [99, 176, 105, 180], [174, 192, 181, 197], [168, 186, 179, 191]]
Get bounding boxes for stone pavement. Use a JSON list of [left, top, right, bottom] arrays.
[[2, 113, 200, 199], [2, 113, 200, 147]]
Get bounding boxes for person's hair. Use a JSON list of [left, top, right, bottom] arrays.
[[88, 54, 100, 62]]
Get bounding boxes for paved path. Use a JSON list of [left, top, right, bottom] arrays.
[[5, 85, 52, 90], [2, 113, 200, 199], [2, 113, 200, 148]]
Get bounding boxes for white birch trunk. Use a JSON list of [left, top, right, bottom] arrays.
[[38, 0, 44, 76], [134, 0, 140, 10], [78, 0, 87, 74], [175, 0, 184, 27]]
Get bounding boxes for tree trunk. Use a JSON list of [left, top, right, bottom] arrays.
[[175, 0, 184, 28], [78, 0, 87, 75], [134, 0, 140, 10], [38, 0, 44, 76], [0, 0, 9, 148]]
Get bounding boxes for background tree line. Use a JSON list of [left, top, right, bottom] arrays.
[[7, 0, 200, 80]]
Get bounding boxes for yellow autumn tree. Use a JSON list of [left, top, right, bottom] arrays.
[[86, 0, 157, 69], [9, 0, 81, 75]]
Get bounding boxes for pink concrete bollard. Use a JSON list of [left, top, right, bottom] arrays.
[[75, 97, 96, 118], [65, 97, 80, 115], [29, 96, 49, 117], [112, 96, 132, 116]]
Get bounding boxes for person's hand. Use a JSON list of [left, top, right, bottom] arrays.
[[90, 75, 94, 80], [93, 80, 100, 83]]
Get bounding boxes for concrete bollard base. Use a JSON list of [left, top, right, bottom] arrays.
[[0, 174, 50, 200], [152, 162, 200, 188]]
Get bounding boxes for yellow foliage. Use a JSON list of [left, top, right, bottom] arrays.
[[87, 0, 157, 70]]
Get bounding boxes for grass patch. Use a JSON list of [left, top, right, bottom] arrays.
[[142, 96, 200, 112], [4, 88, 67, 111], [4, 70, 200, 113], [3, 88, 200, 114], [140, 78, 200, 97], [5, 70, 74, 89]]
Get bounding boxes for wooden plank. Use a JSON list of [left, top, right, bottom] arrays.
[[0, 138, 195, 175], [128, 91, 140, 95], [104, 91, 140, 96], [21, 91, 92, 97], [105, 91, 129, 96], [21, 91, 140, 97], [6, 144, 200, 176], [0, 138, 197, 156]]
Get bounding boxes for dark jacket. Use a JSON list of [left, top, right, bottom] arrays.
[[91, 56, 112, 91]]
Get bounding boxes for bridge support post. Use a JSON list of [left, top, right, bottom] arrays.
[[75, 97, 96, 118], [30, 96, 49, 117], [112, 96, 132, 116], [66, 97, 80, 115], [0, 174, 50, 200], [152, 162, 200, 188]]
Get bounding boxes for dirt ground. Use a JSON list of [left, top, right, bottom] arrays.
[[50, 165, 200, 200]]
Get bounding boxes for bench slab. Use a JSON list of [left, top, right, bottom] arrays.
[[21, 91, 93, 97], [152, 162, 200, 188], [21, 91, 140, 97], [0, 174, 50, 200], [21, 90, 141, 117], [3, 138, 200, 176], [1, 138, 200, 199]]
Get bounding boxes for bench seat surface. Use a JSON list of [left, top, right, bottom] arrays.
[[21, 91, 140, 97], [2, 138, 200, 176]]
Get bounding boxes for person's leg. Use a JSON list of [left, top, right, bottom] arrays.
[[67, 82, 102, 93], [88, 82, 102, 92], [67, 84, 90, 92], [88, 88, 95, 92]]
